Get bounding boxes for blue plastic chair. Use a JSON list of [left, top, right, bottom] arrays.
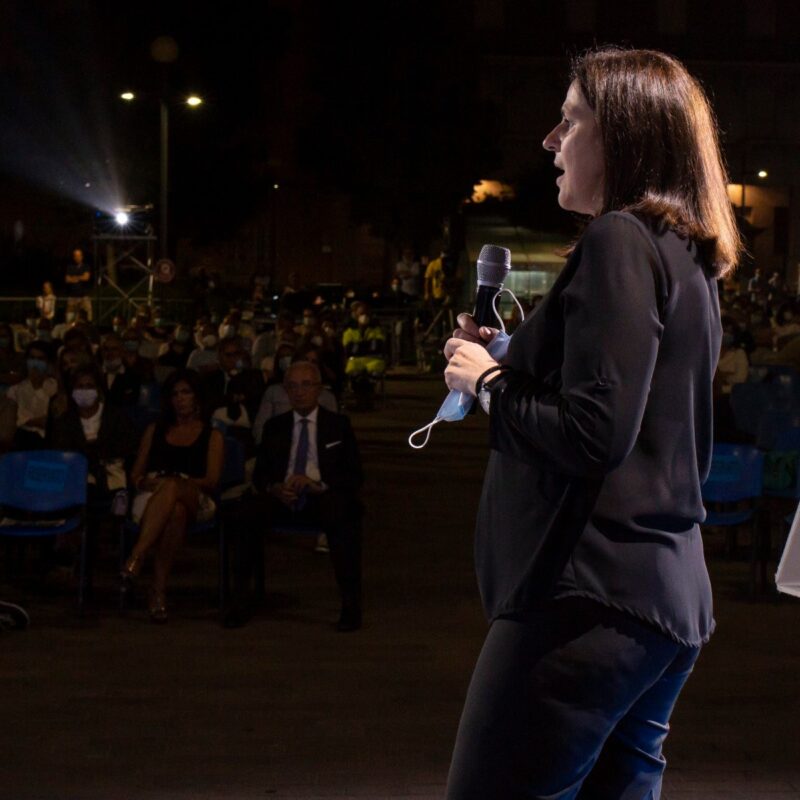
[[0, 451, 89, 609], [702, 444, 765, 596], [730, 383, 770, 436], [755, 412, 800, 451], [119, 435, 247, 613]]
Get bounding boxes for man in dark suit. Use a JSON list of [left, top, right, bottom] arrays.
[[100, 334, 141, 409], [224, 360, 363, 631], [203, 336, 265, 423]]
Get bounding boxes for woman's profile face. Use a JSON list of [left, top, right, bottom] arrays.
[[542, 81, 604, 216], [171, 380, 196, 418]]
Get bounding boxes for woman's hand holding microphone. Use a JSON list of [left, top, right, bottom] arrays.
[[444, 313, 503, 397]]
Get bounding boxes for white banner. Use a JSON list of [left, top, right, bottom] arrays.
[[776, 501, 800, 598]]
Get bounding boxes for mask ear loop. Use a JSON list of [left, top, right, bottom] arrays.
[[408, 417, 442, 449], [492, 288, 526, 328]]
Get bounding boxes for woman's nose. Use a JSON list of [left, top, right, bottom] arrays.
[[542, 126, 560, 152]]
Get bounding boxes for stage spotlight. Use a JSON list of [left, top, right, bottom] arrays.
[[115, 211, 130, 226]]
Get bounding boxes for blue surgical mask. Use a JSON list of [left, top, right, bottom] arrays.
[[123, 340, 139, 353], [408, 330, 513, 450], [408, 389, 473, 449], [27, 358, 47, 374], [36, 330, 52, 342]]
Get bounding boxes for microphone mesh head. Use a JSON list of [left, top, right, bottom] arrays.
[[477, 244, 512, 286]]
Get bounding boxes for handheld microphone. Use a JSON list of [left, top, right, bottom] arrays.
[[473, 244, 512, 328], [408, 243, 513, 449]]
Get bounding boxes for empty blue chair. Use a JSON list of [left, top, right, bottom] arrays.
[[0, 451, 89, 609], [702, 444, 765, 596]]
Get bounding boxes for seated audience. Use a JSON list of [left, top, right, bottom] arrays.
[[122, 369, 224, 623], [48, 363, 139, 502], [7, 342, 57, 450], [225, 360, 363, 631], [158, 325, 194, 369], [204, 336, 265, 423], [100, 334, 141, 408], [713, 316, 750, 441], [0, 323, 24, 386], [186, 323, 220, 373], [343, 302, 385, 408], [120, 328, 155, 384], [252, 348, 338, 444]]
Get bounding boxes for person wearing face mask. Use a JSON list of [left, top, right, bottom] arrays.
[[770, 303, 800, 351], [48, 364, 138, 504], [218, 313, 238, 343], [0, 323, 24, 387], [157, 325, 194, 369], [342, 304, 385, 409], [204, 336, 265, 426], [111, 315, 127, 337], [7, 342, 57, 450], [34, 318, 57, 353], [100, 334, 142, 408], [120, 329, 155, 384], [186, 323, 220, 373], [443, 48, 742, 798], [713, 316, 750, 442]]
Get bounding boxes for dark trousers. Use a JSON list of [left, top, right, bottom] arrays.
[[229, 490, 362, 609], [446, 597, 700, 800]]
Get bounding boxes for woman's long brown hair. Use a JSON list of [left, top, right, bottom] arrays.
[[573, 47, 743, 277]]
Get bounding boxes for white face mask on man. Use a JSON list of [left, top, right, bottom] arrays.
[[72, 388, 99, 409]]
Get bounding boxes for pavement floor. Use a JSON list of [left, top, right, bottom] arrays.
[[2, 373, 800, 800]]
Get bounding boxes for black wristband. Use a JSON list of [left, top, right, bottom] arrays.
[[474, 364, 510, 397]]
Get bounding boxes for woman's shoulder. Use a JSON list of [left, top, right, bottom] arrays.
[[583, 211, 658, 244]]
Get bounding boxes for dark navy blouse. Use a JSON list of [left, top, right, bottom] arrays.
[[479, 212, 720, 646]]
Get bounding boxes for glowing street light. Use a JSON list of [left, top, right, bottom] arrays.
[[758, 170, 768, 179], [115, 211, 130, 227], [120, 88, 204, 257]]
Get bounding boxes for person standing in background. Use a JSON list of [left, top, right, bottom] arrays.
[[65, 248, 93, 323], [395, 247, 420, 300], [36, 281, 57, 321]]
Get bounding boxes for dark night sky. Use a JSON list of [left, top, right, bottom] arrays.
[[2, 0, 800, 282], [0, 1, 500, 248]]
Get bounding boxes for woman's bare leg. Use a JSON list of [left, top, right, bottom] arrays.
[[152, 501, 189, 595], [130, 478, 199, 563]]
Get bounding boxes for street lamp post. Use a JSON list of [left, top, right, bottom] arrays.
[[160, 98, 169, 260], [121, 91, 203, 260]]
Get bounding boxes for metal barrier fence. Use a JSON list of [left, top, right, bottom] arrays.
[[0, 297, 197, 325]]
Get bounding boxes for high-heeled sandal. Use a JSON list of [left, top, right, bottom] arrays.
[[121, 553, 143, 581], [148, 589, 168, 624]]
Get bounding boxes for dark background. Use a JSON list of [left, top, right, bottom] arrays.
[[1, 0, 800, 292]]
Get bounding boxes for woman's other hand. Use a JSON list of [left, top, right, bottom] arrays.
[[444, 339, 499, 397]]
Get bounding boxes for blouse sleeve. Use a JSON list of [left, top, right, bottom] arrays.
[[488, 213, 665, 478]]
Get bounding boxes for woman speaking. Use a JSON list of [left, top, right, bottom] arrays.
[[443, 48, 740, 799]]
